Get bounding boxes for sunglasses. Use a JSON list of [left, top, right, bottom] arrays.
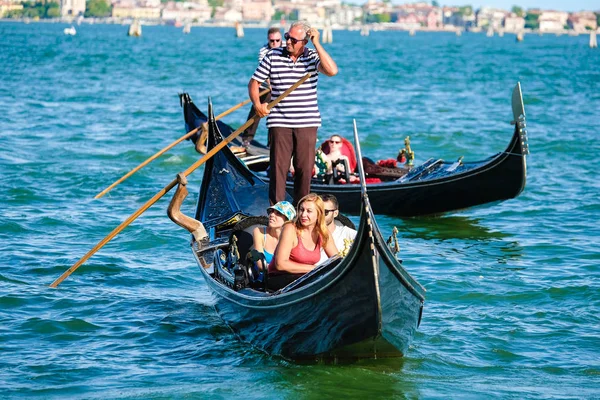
[[324, 209, 337, 216], [329, 140, 341, 144], [269, 38, 281, 43], [284, 32, 305, 45]]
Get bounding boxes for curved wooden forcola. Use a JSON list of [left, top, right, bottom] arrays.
[[180, 82, 529, 217], [191, 101, 425, 360]]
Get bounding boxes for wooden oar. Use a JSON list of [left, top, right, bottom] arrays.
[[94, 87, 271, 200], [50, 75, 308, 288]]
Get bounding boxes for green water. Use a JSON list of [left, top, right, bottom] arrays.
[[1, 22, 599, 398]]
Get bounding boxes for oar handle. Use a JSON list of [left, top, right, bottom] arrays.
[[94, 88, 271, 199], [50, 75, 308, 288]]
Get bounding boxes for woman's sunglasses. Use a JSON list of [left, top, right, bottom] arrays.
[[284, 32, 305, 45], [329, 140, 341, 144]]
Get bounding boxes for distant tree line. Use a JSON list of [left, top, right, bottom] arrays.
[[3, 0, 111, 18], [85, 0, 111, 17], [4, 1, 60, 18], [207, 0, 223, 18], [272, 10, 299, 21]]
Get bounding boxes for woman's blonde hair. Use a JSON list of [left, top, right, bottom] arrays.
[[294, 193, 330, 246]]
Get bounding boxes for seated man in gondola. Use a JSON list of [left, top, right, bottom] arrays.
[[316, 194, 356, 265], [167, 173, 208, 243]]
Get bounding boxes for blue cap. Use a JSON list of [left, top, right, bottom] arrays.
[[267, 201, 296, 221]]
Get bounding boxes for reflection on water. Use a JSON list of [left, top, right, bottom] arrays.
[[275, 357, 422, 399], [380, 215, 511, 241]]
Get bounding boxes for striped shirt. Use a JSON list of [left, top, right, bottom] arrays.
[[258, 44, 269, 62], [251, 47, 321, 128]]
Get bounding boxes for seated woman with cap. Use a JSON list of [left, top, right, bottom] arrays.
[[252, 200, 296, 265], [268, 193, 338, 290]]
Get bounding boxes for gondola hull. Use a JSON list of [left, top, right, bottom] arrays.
[[192, 102, 425, 360], [180, 83, 528, 217], [194, 217, 423, 358], [300, 128, 526, 216]]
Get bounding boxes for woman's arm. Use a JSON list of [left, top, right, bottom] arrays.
[[252, 226, 264, 253], [272, 224, 315, 274], [323, 235, 339, 258]]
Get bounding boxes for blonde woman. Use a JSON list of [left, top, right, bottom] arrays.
[[268, 193, 338, 289]]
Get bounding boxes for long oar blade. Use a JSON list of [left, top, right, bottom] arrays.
[[94, 88, 271, 200], [50, 76, 307, 288]]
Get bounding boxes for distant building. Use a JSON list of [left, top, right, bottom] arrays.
[[213, 7, 242, 22], [162, 1, 211, 23], [242, 0, 273, 22], [568, 11, 597, 32], [363, 0, 391, 16], [297, 7, 325, 25], [391, 3, 441, 29], [504, 13, 525, 32], [426, 9, 442, 28], [0, 1, 23, 17], [391, 12, 419, 29], [442, 6, 475, 29], [538, 10, 569, 32], [112, 4, 161, 19], [61, 0, 85, 17], [476, 7, 507, 30], [328, 5, 362, 26]]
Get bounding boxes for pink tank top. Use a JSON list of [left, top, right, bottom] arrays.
[[290, 233, 322, 265], [269, 232, 322, 274]]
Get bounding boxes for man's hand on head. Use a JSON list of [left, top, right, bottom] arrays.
[[308, 28, 320, 44]]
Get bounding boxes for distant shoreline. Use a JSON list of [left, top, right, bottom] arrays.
[[2, 17, 598, 36]]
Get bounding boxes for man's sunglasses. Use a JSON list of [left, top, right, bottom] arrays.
[[329, 140, 341, 144], [269, 38, 281, 43], [324, 209, 337, 216], [284, 32, 306, 45]]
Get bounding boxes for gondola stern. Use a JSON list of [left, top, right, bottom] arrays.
[[511, 82, 525, 121], [511, 82, 529, 157]]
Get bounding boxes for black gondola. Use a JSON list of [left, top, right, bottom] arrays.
[[189, 101, 425, 360], [180, 83, 529, 217]]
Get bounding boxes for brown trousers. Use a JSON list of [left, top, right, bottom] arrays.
[[269, 126, 317, 205]]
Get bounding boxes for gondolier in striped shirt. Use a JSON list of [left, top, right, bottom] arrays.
[[248, 21, 338, 205]]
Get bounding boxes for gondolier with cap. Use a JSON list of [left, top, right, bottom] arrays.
[[248, 21, 338, 205]]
